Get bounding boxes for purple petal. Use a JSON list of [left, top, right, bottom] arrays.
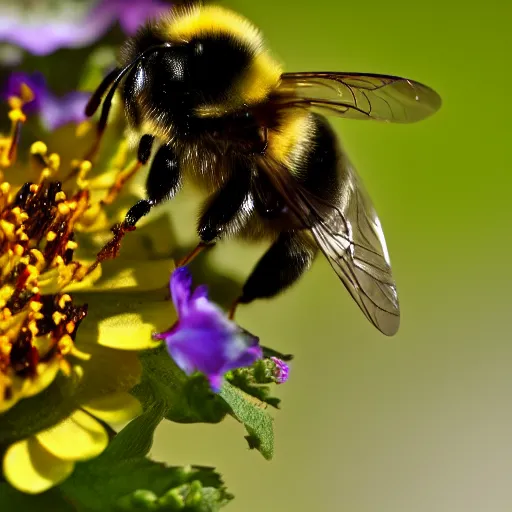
[[0, 4, 115, 56], [1, 72, 48, 113], [164, 325, 262, 384], [170, 267, 193, 316], [190, 284, 209, 302], [157, 268, 263, 392], [227, 341, 263, 370], [1, 72, 90, 130], [185, 297, 237, 335], [116, 0, 170, 36], [207, 374, 224, 393], [271, 357, 290, 384], [165, 328, 233, 376], [0, 0, 170, 55], [39, 91, 90, 131]]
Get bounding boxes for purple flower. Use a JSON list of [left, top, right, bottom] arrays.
[[2, 72, 90, 131], [155, 267, 263, 392], [0, 0, 170, 56], [270, 357, 290, 384]]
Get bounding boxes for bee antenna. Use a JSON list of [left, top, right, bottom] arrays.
[[85, 67, 121, 117], [90, 44, 174, 138]]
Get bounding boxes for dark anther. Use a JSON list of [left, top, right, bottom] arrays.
[[12, 182, 32, 208], [10, 329, 38, 375]]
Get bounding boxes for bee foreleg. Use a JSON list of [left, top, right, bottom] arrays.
[[123, 143, 181, 228], [197, 160, 252, 243], [237, 231, 317, 305]]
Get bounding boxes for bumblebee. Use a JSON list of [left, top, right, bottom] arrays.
[[86, 4, 441, 336]]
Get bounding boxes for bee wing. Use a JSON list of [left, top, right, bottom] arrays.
[[258, 154, 400, 336], [276, 72, 441, 123]]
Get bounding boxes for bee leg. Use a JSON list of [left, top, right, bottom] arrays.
[[123, 142, 181, 228], [236, 232, 317, 307], [176, 241, 212, 267], [176, 162, 252, 267], [101, 134, 155, 206], [197, 162, 252, 244]]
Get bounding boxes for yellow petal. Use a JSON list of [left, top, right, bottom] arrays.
[[91, 259, 175, 292], [87, 168, 119, 190], [82, 392, 142, 425], [75, 346, 141, 403], [76, 204, 110, 232], [97, 312, 163, 350], [3, 438, 74, 494], [76, 285, 175, 351], [22, 358, 61, 398], [36, 410, 108, 462]]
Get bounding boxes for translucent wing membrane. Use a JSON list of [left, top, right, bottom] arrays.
[[277, 72, 441, 123], [309, 161, 400, 336], [259, 155, 400, 336]]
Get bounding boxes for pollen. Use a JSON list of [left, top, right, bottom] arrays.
[[30, 301, 42, 313], [7, 97, 23, 112], [27, 320, 39, 337], [48, 153, 60, 169], [57, 203, 71, 217], [30, 141, 48, 156], [52, 311, 65, 325], [18, 83, 34, 104], [58, 295, 72, 309], [0, 84, 131, 414], [57, 203, 70, 216], [30, 249, 45, 267], [13, 245, 24, 257], [0, 96, 101, 412], [58, 334, 74, 355]]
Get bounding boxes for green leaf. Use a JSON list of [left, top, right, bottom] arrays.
[[115, 467, 233, 511], [61, 458, 232, 511], [226, 371, 281, 409], [57, 404, 232, 511], [0, 483, 74, 512], [226, 358, 287, 409], [99, 389, 166, 462], [136, 345, 229, 424], [219, 382, 274, 460]]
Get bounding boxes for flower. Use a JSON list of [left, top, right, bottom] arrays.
[[0, 0, 171, 56], [270, 357, 290, 384], [1, 72, 90, 131], [0, 85, 172, 494], [92, 0, 171, 37], [155, 267, 263, 392], [3, 392, 142, 494]]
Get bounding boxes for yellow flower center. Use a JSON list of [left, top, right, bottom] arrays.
[[0, 88, 98, 410]]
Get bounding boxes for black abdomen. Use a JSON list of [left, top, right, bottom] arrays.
[[294, 113, 341, 205]]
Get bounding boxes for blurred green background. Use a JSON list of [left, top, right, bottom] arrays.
[[150, 0, 512, 511]]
